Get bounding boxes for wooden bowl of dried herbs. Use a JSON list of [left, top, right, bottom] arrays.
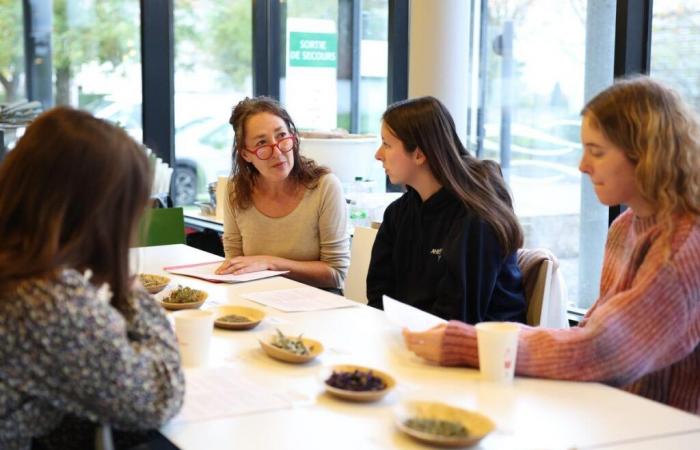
[[213, 305, 265, 330], [394, 401, 495, 447], [259, 329, 323, 363], [139, 273, 171, 294], [159, 285, 207, 311], [323, 364, 395, 402]]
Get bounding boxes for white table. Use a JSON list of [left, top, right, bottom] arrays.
[[140, 245, 700, 450], [591, 431, 700, 450]]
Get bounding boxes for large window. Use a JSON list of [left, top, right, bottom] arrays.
[[467, 0, 614, 310], [0, 0, 26, 154], [280, 0, 387, 135], [650, 1, 700, 110], [54, 1, 142, 139], [281, 0, 339, 131], [0, 0, 24, 105], [359, 0, 388, 134], [172, 0, 251, 205], [276, 0, 388, 195]]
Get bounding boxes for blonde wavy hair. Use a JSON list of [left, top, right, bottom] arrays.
[[582, 76, 700, 248]]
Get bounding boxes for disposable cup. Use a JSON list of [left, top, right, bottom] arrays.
[[173, 309, 215, 367], [475, 322, 520, 383]]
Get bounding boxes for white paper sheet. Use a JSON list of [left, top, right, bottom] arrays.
[[382, 295, 446, 331], [170, 367, 308, 424], [164, 261, 288, 283], [242, 287, 359, 312]]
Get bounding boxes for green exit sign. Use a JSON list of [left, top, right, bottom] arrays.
[[289, 32, 337, 68]]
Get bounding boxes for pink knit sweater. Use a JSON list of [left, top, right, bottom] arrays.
[[441, 210, 700, 414]]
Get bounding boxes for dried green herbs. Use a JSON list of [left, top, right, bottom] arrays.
[[404, 418, 469, 438], [271, 329, 312, 355], [217, 314, 251, 323], [325, 369, 386, 391], [162, 286, 201, 304], [139, 274, 167, 288]]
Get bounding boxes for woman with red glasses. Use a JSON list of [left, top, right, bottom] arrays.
[[216, 96, 350, 292]]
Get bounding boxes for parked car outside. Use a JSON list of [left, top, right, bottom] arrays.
[[174, 117, 233, 205], [93, 94, 236, 205]]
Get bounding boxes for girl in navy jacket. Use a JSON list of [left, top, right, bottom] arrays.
[[367, 96, 526, 324]]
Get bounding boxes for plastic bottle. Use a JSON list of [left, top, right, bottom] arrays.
[[348, 176, 369, 228]]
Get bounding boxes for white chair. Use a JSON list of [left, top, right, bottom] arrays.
[[516, 248, 569, 328], [344, 226, 378, 304]]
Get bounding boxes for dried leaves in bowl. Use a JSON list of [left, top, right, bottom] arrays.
[[160, 285, 207, 311], [259, 329, 323, 364], [395, 401, 495, 448], [271, 329, 312, 355], [213, 305, 265, 330], [323, 364, 395, 402], [139, 274, 170, 294]]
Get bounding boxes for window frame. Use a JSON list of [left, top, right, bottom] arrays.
[[17, 0, 654, 246]]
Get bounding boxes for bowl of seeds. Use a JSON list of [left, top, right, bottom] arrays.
[[213, 305, 265, 330], [159, 285, 207, 311], [395, 401, 495, 447], [259, 329, 323, 363], [139, 273, 171, 294], [323, 364, 395, 402]]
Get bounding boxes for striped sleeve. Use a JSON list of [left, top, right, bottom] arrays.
[[442, 260, 699, 386]]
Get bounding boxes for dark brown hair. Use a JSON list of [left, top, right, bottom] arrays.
[[0, 106, 152, 312], [382, 96, 523, 256], [228, 96, 328, 209]]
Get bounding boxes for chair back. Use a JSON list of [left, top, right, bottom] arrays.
[[517, 248, 569, 328], [344, 226, 378, 304], [94, 423, 114, 450], [138, 207, 186, 246]]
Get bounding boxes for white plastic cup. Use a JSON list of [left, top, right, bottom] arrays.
[[172, 309, 215, 367], [475, 322, 520, 383]]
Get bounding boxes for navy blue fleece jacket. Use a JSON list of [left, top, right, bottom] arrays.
[[366, 187, 526, 324]]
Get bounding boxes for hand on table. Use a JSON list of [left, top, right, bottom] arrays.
[[215, 256, 278, 275], [402, 324, 448, 364]]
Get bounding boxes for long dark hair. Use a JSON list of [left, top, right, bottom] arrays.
[[228, 96, 328, 209], [382, 96, 523, 256], [0, 107, 152, 312]]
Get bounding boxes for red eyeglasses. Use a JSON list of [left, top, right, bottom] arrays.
[[245, 135, 297, 160]]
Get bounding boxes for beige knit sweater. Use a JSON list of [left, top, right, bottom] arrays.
[[222, 173, 350, 289]]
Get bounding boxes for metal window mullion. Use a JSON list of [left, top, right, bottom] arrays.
[[614, 0, 653, 77], [22, 0, 53, 109], [385, 0, 408, 192], [140, 0, 174, 168], [386, 0, 408, 105], [253, 0, 281, 99], [610, 0, 653, 225], [350, 0, 361, 133]]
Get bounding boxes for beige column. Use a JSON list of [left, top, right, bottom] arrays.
[[408, 0, 471, 143]]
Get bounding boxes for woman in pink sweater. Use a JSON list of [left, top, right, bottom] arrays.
[[403, 76, 700, 415]]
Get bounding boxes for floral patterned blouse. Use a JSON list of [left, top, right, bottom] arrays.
[[0, 269, 185, 450]]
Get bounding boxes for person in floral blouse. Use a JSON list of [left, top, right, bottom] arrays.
[[0, 107, 185, 449]]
